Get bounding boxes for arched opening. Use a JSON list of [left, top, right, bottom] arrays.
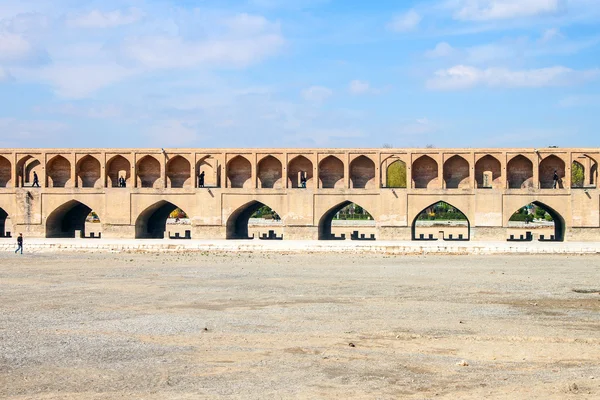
[[475, 155, 501, 189], [507, 155, 533, 189], [507, 202, 565, 242], [76, 155, 101, 188], [571, 161, 584, 188], [166, 156, 191, 188], [196, 156, 219, 188], [106, 155, 131, 188], [0, 208, 11, 237], [46, 200, 101, 238], [350, 156, 375, 189], [443, 155, 470, 189], [137, 156, 161, 188], [288, 155, 313, 188], [591, 163, 598, 187], [318, 201, 375, 240], [0, 156, 11, 188], [227, 156, 252, 188], [136, 201, 191, 239], [17, 155, 42, 187], [227, 201, 282, 239], [257, 156, 283, 189], [412, 155, 438, 189], [319, 156, 344, 189], [47, 155, 71, 188], [539, 155, 565, 189], [412, 201, 469, 241], [385, 159, 407, 188]]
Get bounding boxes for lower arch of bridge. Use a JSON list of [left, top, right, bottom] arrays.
[[318, 201, 375, 241], [508, 201, 565, 242], [46, 200, 94, 238], [227, 201, 281, 239], [136, 201, 184, 239], [411, 201, 470, 241], [0, 207, 8, 237]]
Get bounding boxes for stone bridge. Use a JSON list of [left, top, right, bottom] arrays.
[[0, 148, 598, 242]]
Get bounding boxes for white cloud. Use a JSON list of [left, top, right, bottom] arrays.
[[301, 86, 333, 102], [117, 14, 284, 69], [426, 42, 456, 58], [451, 0, 565, 21], [540, 28, 563, 43], [66, 8, 144, 28], [147, 120, 200, 146], [349, 80, 371, 94], [398, 118, 439, 136], [427, 65, 600, 90], [388, 9, 421, 32], [0, 67, 10, 81]]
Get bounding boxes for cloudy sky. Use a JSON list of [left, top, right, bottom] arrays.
[[0, 0, 599, 148]]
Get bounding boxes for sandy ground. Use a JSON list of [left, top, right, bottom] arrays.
[[1, 252, 599, 399]]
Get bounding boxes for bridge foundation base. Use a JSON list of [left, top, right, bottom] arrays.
[[378, 227, 411, 241], [284, 226, 319, 240]]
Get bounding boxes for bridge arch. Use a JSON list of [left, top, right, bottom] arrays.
[[0, 207, 9, 237], [383, 158, 407, 188], [106, 155, 131, 187], [196, 156, 219, 188], [76, 155, 101, 188], [288, 155, 313, 188], [350, 156, 375, 189], [507, 155, 533, 189], [136, 201, 188, 239], [46, 200, 97, 238], [318, 201, 375, 240], [475, 155, 501, 189], [47, 155, 71, 188], [226, 201, 282, 239], [227, 156, 252, 188], [412, 155, 438, 189], [137, 155, 161, 188], [444, 155, 470, 189], [166, 155, 192, 188], [539, 154, 565, 189], [507, 201, 565, 242], [319, 155, 344, 189], [257, 155, 283, 189], [16, 155, 41, 187], [411, 201, 470, 241], [0, 156, 11, 188]]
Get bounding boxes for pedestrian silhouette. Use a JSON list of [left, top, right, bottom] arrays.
[[199, 171, 205, 188], [32, 172, 40, 187], [15, 233, 23, 254], [553, 170, 559, 189]]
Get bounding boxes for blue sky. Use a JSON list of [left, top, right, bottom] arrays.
[[0, 0, 599, 148]]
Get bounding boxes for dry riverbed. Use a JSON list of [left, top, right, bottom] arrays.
[[1, 252, 599, 399]]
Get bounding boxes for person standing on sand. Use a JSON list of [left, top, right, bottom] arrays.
[[15, 233, 23, 254]]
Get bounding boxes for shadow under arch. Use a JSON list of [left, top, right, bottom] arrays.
[[509, 201, 565, 242], [226, 201, 282, 240], [318, 201, 375, 240], [411, 201, 470, 241], [136, 201, 187, 239], [0, 207, 9, 237], [46, 200, 95, 238]]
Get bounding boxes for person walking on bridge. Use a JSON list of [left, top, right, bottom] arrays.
[[32, 172, 40, 187], [553, 170, 559, 189], [15, 233, 23, 255]]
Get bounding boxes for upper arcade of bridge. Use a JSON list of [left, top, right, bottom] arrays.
[[0, 148, 598, 191]]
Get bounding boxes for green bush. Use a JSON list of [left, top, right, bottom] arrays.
[[386, 160, 407, 188]]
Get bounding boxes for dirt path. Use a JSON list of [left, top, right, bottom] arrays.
[[1, 252, 599, 399]]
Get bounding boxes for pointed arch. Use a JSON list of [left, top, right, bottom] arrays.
[[411, 201, 470, 241], [508, 201, 565, 242], [136, 201, 188, 239], [106, 155, 131, 187], [350, 156, 376, 189], [385, 159, 407, 188], [571, 160, 585, 188], [318, 201, 375, 240], [0, 207, 9, 237], [46, 155, 71, 188], [443, 155, 470, 189], [319, 156, 344, 189], [227, 201, 282, 239], [412, 155, 438, 189], [539, 154, 565, 189], [16, 155, 41, 187], [76, 155, 101, 188], [288, 155, 313, 188], [166, 155, 191, 188], [137, 155, 161, 188], [507, 155, 533, 189], [0, 156, 11, 188], [227, 156, 252, 188], [196, 156, 219, 188], [257, 155, 283, 188], [475, 155, 501, 189], [46, 200, 95, 238]]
